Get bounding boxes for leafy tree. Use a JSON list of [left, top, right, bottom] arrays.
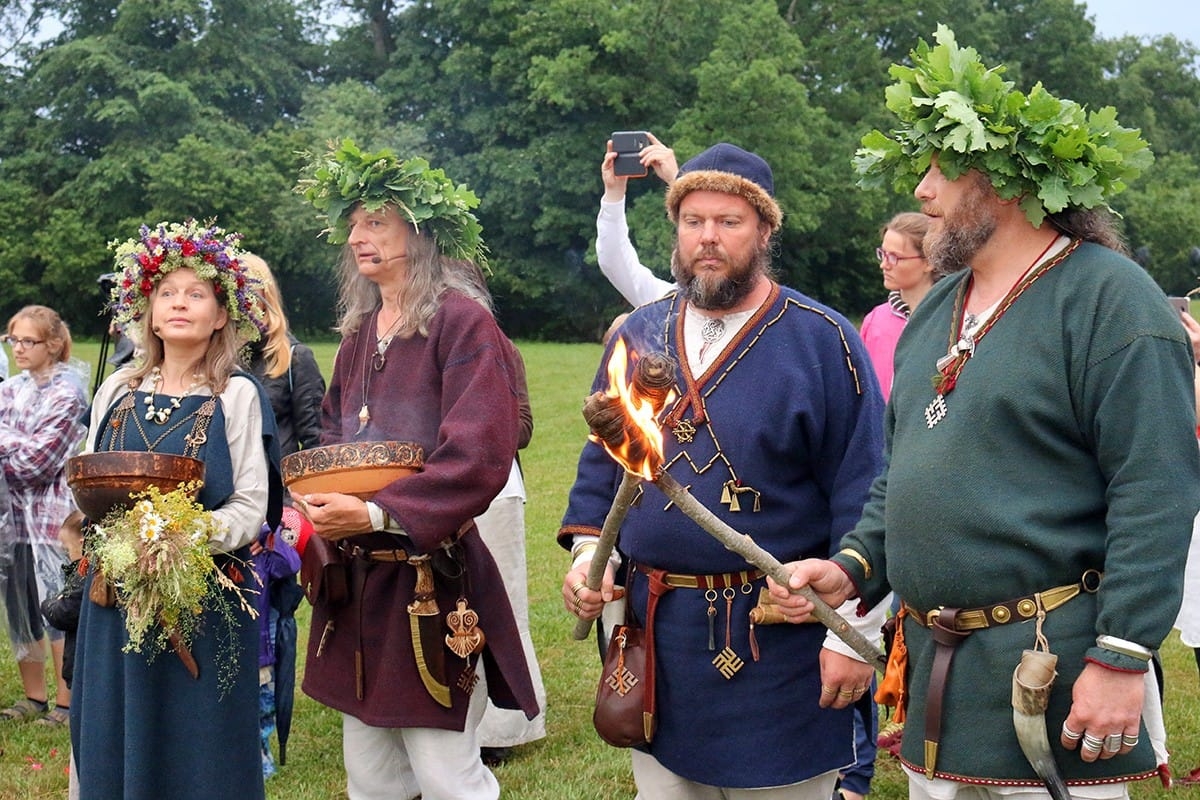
[[1117, 153, 1200, 294], [0, 0, 323, 332]]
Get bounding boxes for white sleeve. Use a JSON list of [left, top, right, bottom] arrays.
[[596, 198, 675, 307], [210, 377, 269, 552], [822, 595, 890, 664]]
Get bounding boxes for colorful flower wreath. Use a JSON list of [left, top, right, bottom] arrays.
[[296, 138, 489, 266], [853, 25, 1154, 227], [108, 220, 267, 342]]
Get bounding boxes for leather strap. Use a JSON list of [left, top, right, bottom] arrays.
[[924, 608, 970, 779], [641, 568, 676, 743]]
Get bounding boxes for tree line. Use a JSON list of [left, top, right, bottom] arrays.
[[1, 0, 1197, 342]]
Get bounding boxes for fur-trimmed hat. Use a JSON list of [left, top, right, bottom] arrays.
[[666, 143, 783, 233]]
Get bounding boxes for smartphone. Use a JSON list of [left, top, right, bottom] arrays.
[[1168, 296, 1190, 315], [611, 131, 651, 177]]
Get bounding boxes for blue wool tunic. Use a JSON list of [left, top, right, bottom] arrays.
[[71, 375, 281, 800], [560, 284, 885, 788]]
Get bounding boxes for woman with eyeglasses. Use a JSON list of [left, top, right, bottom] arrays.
[[0, 306, 88, 727], [859, 212, 938, 400]]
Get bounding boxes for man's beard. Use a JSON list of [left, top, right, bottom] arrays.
[[924, 175, 998, 274], [671, 242, 769, 310]]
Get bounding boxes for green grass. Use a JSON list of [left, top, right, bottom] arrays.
[[0, 341, 1196, 798]]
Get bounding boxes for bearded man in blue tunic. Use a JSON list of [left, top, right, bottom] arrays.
[[560, 142, 888, 799]]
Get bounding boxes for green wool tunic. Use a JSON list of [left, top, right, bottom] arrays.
[[837, 241, 1200, 784]]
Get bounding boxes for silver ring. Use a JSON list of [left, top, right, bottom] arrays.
[[1122, 733, 1139, 747], [1081, 733, 1104, 752], [1103, 733, 1122, 753], [1062, 724, 1082, 741]]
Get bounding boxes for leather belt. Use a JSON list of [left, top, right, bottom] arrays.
[[650, 568, 764, 590], [905, 569, 1101, 632], [905, 570, 1101, 778], [343, 545, 410, 563]]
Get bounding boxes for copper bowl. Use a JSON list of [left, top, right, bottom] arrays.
[[281, 441, 424, 500], [68, 452, 206, 522]]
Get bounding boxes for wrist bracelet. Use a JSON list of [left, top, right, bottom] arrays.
[[837, 548, 872, 580], [1095, 634, 1153, 662]]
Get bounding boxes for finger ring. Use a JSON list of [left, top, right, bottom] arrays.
[[1122, 733, 1139, 747], [1061, 724, 1082, 741], [1103, 733, 1122, 753], [837, 689, 855, 698], [1081, 733, 1104, 752], [820, 685, 837, 695], [573, 596, 583, 613], [571, 582, 586, 597]]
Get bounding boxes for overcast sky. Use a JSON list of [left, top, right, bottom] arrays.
[[1082, 0, 1199, 47]]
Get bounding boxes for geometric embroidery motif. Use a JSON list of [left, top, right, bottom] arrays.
[[712, 647, 744, 679], [924, 393, 948, 429], [605, 666, 639, 697]]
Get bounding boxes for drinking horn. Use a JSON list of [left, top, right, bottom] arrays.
[[1012, 649, 1072, 800]]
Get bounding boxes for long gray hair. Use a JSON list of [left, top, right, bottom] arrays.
[[334, 223, 493, 337]]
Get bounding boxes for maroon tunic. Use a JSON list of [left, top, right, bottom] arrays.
[[302, 291, 537, 729]]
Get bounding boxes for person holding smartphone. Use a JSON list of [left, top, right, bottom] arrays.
[[596, 131, 678, 306]]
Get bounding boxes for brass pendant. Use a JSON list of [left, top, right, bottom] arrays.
[[445, 598, 486, 658], [712, 647, 744, 679], [456, 663, 479, 694], [672, 419, 696, 443]]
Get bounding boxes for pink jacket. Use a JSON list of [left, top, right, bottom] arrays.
[[859, 297, 909, 400]]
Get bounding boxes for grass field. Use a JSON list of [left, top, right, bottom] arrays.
[[0, 340, 1196, 798]]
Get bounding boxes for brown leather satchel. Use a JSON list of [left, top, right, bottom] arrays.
[[593, 623, 654, 747], [300, 534, 348, 607], [88, 567, 117, 608]]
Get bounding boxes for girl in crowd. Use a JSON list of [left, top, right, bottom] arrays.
[[0, 306, 88, 727]]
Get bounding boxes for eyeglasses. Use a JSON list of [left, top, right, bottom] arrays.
[[2, 336, 46, 350], [876, 248, 924, 267]]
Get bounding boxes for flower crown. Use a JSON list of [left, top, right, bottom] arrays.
[[108, 220, 267, 342], [853, 25, 1153, 227], [296, 138, 488, 265]]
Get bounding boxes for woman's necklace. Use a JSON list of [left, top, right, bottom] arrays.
[[924, 238, 1079, 430], [358, 308, 404, 434], [143, 366, 204, 424]]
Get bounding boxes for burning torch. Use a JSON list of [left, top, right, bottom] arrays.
[[572, 342, 885, 671]]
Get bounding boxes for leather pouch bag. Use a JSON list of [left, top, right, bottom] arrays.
[[88, 567, 117, 608], [593, 623, 652, 747], [300, 534, 348, 607]]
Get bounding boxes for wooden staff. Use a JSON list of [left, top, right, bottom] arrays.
[[652, 470, 886, 671], [572, 350, 674, 640], [580, 349, 886, 670], [572, 471, 640, 640]]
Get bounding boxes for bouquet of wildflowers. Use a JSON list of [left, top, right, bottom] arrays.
[[90, 483, 258, 682]]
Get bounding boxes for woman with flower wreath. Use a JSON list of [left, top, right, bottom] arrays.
[[294, 140, 537, 800], [0, 305, 88, 727], [70, 220, 283, 800]]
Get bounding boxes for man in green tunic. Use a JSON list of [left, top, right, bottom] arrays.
[[774, 25, 1200, 799]]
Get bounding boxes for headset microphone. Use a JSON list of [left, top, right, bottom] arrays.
[[371, 256, 382, 264]]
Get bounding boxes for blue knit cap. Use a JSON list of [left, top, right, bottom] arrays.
[[666, 143, 782, 231]]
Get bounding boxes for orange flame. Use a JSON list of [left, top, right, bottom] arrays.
[[592, 338, 675, 480]]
